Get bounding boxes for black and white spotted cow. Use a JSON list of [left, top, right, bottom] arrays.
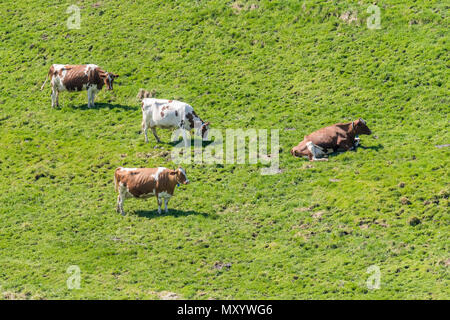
[[141, 98, 210, 147]]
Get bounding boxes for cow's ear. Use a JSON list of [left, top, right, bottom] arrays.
[[114, 74, 119, 78]]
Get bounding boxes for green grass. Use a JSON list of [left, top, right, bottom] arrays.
[[0, 0, 448, 299]]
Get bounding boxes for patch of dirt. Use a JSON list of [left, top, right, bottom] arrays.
[[231, 2, 259, 14], [292, 223, 310, 230], [213, 262, 232, 271], [2, 291, 38, 300], [400, 197, 412, 205], [158, 291, 181, 300], [340, 11, 358, 24], [311, 211, 325, 220], [137, 88, 156, 100], [374, 220, 389, 228], [295, 204, 319, 212], [218, 205, 240, 215]]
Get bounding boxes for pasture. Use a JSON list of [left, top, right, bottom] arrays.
[[0, 0, 448, 299]]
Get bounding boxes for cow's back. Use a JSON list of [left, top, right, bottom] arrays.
[[51, 64, 102, 92], [143, 99, 188, 128], [115, 167, 177, 198], [305, 125, 340, 148]]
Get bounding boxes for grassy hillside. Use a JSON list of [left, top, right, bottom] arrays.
[[0, 0, 448, 299]]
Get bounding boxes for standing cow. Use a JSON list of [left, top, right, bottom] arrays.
[[291, 118, 372, 161], [41, 64, 119, 108], [141, 98, 210, 147], [114, 166, 189, 215]]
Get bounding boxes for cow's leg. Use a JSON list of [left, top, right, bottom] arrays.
[[164, 198, 170, 213], [337, 139, 354, 152], [51, 88, 56, 108], [143, 122, 148, 143], [118, 185, 127, 215], [87, 89, 91, 108], [354, 136, 360, 148], [55, 90, 60, 108], [156, 196, 162, 214], [306, 141, 328, 161], [88, 90, 92, 108], [87, 88, 93, 108], [51, 87, 60, 108], [116, 194, 121, 213], [142, 118, 149, 143], [151, 127, 161, 143], [90, 90, 96, 108]]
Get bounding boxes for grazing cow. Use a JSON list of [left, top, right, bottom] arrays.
[[291, 118, 372, 161], [114, 166, 189, 215], [141, 98, 210, 147], [41, 64, 119, 108]]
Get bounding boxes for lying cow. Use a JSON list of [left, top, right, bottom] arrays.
[[114, 166, 189, 215], [41, 64, 119, 108], [291, 118, 372, 161], [141, 98, 210, 147]]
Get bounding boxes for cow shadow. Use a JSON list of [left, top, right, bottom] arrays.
[[326, 143, 384, 158], [358, 144, 384, 151], [70, 103, 136, 111], [134, 208, 212, 219], [167, 139, 215, 148]]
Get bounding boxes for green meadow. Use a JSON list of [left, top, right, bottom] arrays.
[[0, 0, 448, 299]]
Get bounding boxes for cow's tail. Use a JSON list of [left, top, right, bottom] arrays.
[[114, 168, 121, 192], [40, 74, 49, 90]]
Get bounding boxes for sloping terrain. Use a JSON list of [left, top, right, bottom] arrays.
[[0, 0, 448, 299]]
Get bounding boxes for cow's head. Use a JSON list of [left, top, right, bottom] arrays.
[[353, 118, 371, 135], [174, 167, 189, 185], [200, 122, 210, 140], [102, 72, 119, 90], [290, 143, 305, 158], [194, 121, 210, 140]]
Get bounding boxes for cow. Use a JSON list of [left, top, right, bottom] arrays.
[[40, 64, 119, 108], [290, 118, 372, 161], [141, 98, 210, 147], [114, 166, 189, 216]]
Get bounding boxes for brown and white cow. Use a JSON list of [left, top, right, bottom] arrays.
[[141, 98, 210, 147], [41, 64, 119, 108], [291, 118, 372, 161], [114, 166, 189, 215]]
